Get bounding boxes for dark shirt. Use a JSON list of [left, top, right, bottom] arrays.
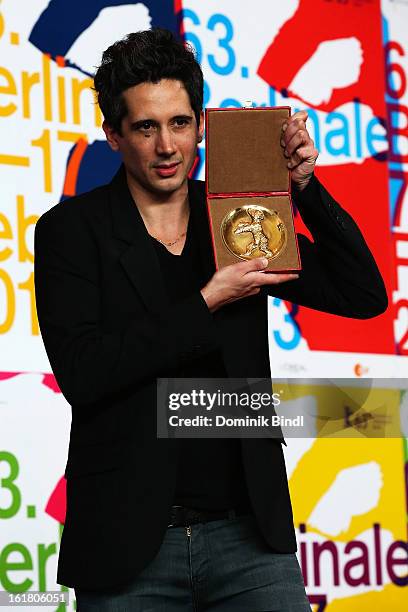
[[151, 215, 252, 511]]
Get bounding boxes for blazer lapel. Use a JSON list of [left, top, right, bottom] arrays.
[[109, 165, 168, 313], [188, 178, 216, 284], [108, 166, 216, 312]]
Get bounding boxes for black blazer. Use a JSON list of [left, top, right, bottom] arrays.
[[34, 166, 387, 590]]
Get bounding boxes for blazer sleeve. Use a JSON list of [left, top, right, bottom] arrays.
[[34, 208, 219, 407], [262, 174, 388, 318]]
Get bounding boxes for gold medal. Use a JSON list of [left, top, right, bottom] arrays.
[[220, 205, 287, 261]]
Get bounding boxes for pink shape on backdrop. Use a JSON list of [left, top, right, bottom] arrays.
[[45, 476, 67, 524], [0, 371, 61, 390], [0, 372, 20, 381], [41, 373, 61, 393]]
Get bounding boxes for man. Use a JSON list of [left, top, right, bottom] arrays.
[[34, 28, 387, 611]]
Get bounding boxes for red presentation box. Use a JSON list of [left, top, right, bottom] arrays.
[[205, 106, 301, 272]]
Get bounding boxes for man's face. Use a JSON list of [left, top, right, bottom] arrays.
[[103, 79, 204, 197]]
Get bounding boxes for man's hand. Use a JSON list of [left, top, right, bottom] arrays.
[[281, 110, 319, 191], [201, 257, 298, 313]]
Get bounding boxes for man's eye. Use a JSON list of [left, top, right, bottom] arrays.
[[174, 118, 189, 127], [134, 121, 155, 132], [140, 121, 153, 130]]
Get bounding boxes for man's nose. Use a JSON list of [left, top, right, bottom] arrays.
[[156, 127, 176, 156]]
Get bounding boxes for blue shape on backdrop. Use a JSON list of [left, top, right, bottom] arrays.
[[29, 0, 178, 62], [29, 0, 180, 197], [60, 142, 122, 201]]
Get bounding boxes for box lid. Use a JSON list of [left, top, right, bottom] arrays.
[[206, 107, 290, 195]]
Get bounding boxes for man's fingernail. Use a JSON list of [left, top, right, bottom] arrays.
[[262, 258, 268, 266], [282, 123, 287, 132]]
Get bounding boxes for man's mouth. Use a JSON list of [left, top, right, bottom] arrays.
[[154, 162, 181, 177]]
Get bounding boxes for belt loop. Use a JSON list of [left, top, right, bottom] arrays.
[[228, 509, 236, 519]]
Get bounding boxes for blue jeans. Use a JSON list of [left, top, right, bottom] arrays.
[[75, 513, 311, 611]]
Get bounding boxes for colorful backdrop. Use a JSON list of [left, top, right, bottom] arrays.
[[0, 0, 407, 609]]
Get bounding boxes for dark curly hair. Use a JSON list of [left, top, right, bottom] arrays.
[[93, 28, 203, 135]]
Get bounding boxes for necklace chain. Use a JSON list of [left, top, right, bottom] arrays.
[[151, 230, 187, 247], [149, 206, 189, 247]]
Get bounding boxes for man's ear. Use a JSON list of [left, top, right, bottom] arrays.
[[103, 120, 121, 152], [197, 110, 204, 143]]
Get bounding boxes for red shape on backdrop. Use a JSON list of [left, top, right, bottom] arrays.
[[290, 160, 394, 355], [41, 373, 61, 393], [257, 0, 395, 355], [45, 476, 66, 524], [0, 372, 20, 381], [258, 0, 386, 118]]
